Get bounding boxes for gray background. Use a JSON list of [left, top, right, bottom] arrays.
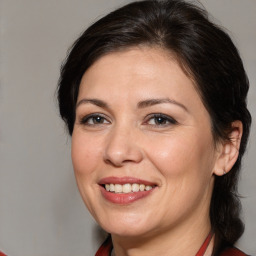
[[0, 0, 255, 255]]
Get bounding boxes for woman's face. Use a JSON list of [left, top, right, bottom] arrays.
[[72, 47, 218, 238]]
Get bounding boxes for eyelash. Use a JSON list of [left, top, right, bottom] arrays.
[[79, 113, 110, 126], [79, 113, 177, 127], [144, 113, 177, 127]]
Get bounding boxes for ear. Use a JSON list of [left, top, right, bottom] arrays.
[[213, 121, 243, 176]]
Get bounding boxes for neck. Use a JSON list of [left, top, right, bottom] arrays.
[[112, 216, 212, 256]]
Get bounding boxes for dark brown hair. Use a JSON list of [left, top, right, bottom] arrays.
[[57, 0, 251, 253]]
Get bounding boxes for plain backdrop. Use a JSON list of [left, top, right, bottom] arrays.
[[0, 0, 255, 255]]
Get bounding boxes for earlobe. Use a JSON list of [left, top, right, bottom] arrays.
[[213, 121, 243, 176]]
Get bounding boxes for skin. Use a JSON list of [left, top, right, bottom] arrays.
[[72, 47, 242, 256]]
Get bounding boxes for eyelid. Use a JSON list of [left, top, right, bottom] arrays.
[[79, 113, 111, 125], [144, 113, 177, 126]]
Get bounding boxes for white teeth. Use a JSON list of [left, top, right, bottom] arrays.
[[115, 184, 123, 193], [104, 183, 155, 193], [123, 184, 132, 193], [139, 184, 145, 191], [109, 184, 115, 192], [145, 185, 153, 191], [132, 183, 140, 192]]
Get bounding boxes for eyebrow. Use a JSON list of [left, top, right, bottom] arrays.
[[76, 97, 188, 112], [137, 98, 188, 112], [76, 99, 109, 109]]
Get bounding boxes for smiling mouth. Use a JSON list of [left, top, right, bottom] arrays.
[[103, 183, 156, 194], [99, 177, 157, 204]]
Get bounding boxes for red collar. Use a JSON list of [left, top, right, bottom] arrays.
[[196, 231, 214, 256], [95, 235, 112, 256]]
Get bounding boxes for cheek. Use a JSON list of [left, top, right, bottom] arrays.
[[71, 131, 104, 214], [71, 131, 102, 177], [146, 131, 215, 180], [145, 132, 215, 221]]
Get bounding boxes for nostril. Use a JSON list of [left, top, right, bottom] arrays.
[[104, 158, 124, 167]]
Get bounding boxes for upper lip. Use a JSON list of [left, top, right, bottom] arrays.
[[98, 176, 157, 186]]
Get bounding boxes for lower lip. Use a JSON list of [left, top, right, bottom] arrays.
[[100, 186, 156, 204]]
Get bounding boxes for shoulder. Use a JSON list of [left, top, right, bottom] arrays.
[[219, 247, 250, 256]]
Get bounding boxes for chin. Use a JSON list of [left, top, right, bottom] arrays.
[[108, 226, 151, 238], [98, 212, 153, 237]]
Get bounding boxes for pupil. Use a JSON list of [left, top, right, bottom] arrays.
[[156, 117, 166, 124], [95, 116, 103, 123]]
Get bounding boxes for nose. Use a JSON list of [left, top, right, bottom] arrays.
[[103, 125, 143, 167]]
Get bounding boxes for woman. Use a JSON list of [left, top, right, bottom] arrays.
[[57, 0, 251, 255]]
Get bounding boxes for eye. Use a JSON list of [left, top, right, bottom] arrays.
[[145, 114, 177, 127], [80, 114, 110, 126]]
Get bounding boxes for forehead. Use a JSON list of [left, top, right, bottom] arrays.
[[79, 47, 197, 98]]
